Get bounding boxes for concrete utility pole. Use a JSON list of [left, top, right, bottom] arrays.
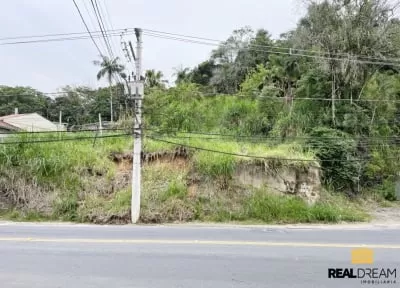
[[131, 28, 143, 223]]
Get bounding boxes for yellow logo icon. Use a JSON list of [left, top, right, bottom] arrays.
[[351, 248, 374, 265]]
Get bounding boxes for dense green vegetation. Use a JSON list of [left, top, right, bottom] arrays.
[[0, 132, 366, 223], [142, 0, 400, 200], [1, 0, 400, 223]]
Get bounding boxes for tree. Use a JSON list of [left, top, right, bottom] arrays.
[[190, 60, 216, 87], [207, 27, 274, 94], [173, 66, 191, 85], [93, 56, 125, 122], [291, 0, 400, 126], [144, 69, 166, 89], [0, 86, 53, 118], [49, 86, 92, 127], [210, 27, 254, 93]]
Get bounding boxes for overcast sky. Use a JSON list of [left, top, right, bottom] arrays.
[[0, 0, 305, 93]]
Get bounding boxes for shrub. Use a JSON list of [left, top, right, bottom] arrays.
[[306, 127, 360, 194]]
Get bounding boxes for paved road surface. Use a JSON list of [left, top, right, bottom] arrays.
[[0, 222, 399, 288]]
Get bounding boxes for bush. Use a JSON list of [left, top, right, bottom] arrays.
[[306, 127, 360, 194]]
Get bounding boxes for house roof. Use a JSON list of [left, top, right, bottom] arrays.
[[0, 120, 19, 131], [0, 113, 61, 132], [0, 113, 31, 120]]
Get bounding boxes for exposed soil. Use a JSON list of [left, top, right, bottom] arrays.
[[370, 204, 400, 224]]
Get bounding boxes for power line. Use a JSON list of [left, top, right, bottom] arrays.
[[147, 136, 394, 163], [0, 128, 126, 135], [0, 29, 135, 46], [139, 88, 400, 102], [142, 29, 400, 66], [72, 0, 104, 56], [86, 0, 126, 91], [0, 27, 132, 42], [146, 133, 400, 143], [0, 133, 130, 145], [146, 136, 400, 151], [0, 85, 125, 97], [88, 0, 126, 89], [4, 127, 398, 148], [2, 89, 400, 103], [143, 31, 400, 68], [90, 0, 114, 58], [143, 127, 400, 141], [98, 0, 119, 58], [3, 24, 400, 66], [80, 0, 109, 55]]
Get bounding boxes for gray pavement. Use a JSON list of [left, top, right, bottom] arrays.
[[0, 223, 399, 287]]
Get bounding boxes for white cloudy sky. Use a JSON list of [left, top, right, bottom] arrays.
[[0, 0, 305, 92]]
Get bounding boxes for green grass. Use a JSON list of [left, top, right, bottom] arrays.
[[0, 131, 132, 221], [0, 132, 131, 182], [208, 191, 367, 224], [0, 131, 368, 225], [195, 152, 236, 179], [78, 188, 132, 222], [161, 180, 188, 202], [143, 136, 315, 162], [143, 137, 316, 179], [0, 209, 50, 222]]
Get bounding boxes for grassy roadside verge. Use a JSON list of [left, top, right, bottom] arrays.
[[0, 132, 369, 224]]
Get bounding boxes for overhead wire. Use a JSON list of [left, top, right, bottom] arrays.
[[90, 0, 126, 97], [0, 25, 397, 166], [89, 0, 113, 58], [142, 29, 400, 65], [0, 133, 130, 145], [1, 128, 397, 150], [143, 127, 400, 141], [145, 132, 400, 142], [80, 0, 109, 54], [146, 136, 399, 163], [3, 89, 400, 103], [72, 0, 104, 56], [0, 28, 135, 43], [145, 136, 400, 151], [98, 0, 119, 58], [2, 25, 400, 66], [142, 31, 400, 68], [3, 127, 398, 146], [0, 29, 136, 47], [0, 128, 127, 135]]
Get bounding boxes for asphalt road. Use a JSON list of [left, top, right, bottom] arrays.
[[0, 223, 399, 288]]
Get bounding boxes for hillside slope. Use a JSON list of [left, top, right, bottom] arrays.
[[0, 132, 366, 224]]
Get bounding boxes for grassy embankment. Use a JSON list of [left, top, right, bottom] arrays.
[[0, 131, 368, 224]]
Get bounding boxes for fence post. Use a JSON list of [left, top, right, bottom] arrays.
[[98, 113, 103, 136]]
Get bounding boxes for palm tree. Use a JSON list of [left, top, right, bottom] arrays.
[[173, 66, 191, 85], [144, 69, 165, 89], [93, 56, 124, 122]]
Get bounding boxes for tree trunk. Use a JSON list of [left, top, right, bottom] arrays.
[[109, 85, 113, 123]]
